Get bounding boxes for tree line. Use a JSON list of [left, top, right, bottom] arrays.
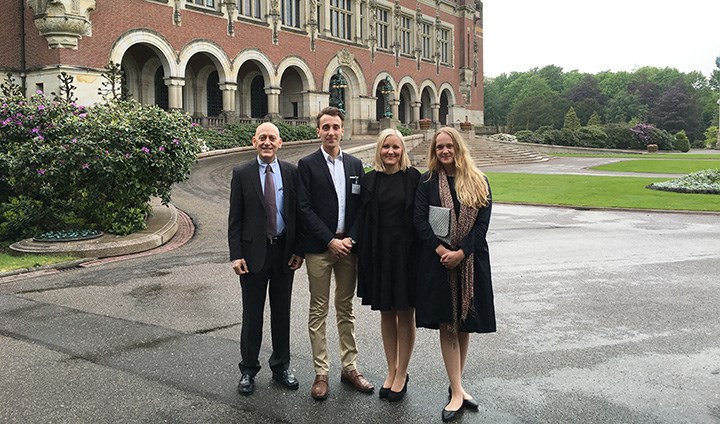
[[483, 64, 720, 145]]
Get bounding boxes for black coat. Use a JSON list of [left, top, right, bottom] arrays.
[[297, 148, 364, 254], [413, 171, 496, 333], [351, 168, 421, 306], [227, 159, 301, 272]]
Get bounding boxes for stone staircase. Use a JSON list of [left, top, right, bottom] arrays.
[[409, 135, 550, 168]]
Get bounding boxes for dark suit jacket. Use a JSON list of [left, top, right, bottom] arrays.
[[228, 159, 301, 273], [297, 148, 364, 254]]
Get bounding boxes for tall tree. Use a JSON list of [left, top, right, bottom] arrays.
[[650, 79, 701, 140]]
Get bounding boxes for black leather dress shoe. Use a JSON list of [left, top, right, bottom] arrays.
[[238, 374, 255, 396], [272, 370, 299, 390], [441, 407, 461, 422]]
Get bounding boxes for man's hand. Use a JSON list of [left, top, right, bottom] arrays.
[[232, 259, 249, 275], [288, 254, 304, 270], [327, 238, 351, 258]]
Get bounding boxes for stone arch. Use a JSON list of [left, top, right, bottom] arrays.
[[231, 49, 275, 85], [276, 56, 316, 92], [177, 40, 232, 83], [109, 30, 178, 77]]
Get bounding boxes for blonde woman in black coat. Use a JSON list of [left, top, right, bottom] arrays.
[[350, 128, 420, 402], [413, 127, 495, 422]]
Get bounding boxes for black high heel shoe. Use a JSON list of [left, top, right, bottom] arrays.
[[379, 386, 390, 399], [387, 374, 409, 402]]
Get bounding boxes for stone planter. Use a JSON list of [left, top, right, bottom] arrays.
[[647, 144, 658, 153], [460, 122, 473, 131]]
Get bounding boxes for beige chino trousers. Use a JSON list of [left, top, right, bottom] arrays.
[[305, 251, 358, 375]]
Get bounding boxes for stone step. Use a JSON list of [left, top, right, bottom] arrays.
[[409, 136, 550, 167]]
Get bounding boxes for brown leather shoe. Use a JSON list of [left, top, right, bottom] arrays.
[[340, 369, 374, 393], [311, 374, 329, 400]]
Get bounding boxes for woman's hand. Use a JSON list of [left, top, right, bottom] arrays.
[[440, 249, 465, 269]]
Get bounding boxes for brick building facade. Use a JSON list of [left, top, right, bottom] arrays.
[[2, 0, 484, 135]]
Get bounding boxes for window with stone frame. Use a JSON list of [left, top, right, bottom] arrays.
[[238, 0, 262, 19], [399, 14, 413, 55], [420, 21, 432, 60], [376, 7, 390, 50], [329, 0, 353, 41], [194, 0, 215, 8], [282, 0, 301, 28], [438, 26, 451, 65]]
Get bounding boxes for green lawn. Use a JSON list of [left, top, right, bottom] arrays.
[[486, 172, 720, 211], [0, 253, 78, 273], [591, 159, 720, 174], [553, 153, 720, 159]]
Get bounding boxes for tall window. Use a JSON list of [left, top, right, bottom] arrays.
[[239, 0, 261, 19], [400, 15, 412, 54], [282, 0, 300, 28], [420, 21, 432, 60], [376, 8, 389, 49], [330, 0, 352, 40], [194, 0, 215, 7], [439, 27, 450, 64]]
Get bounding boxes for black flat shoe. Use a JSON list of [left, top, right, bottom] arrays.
[[238, 374, 255, 396], [387, 374, 409, 402], [441, 407, 461, 422], [379, 386, 390, 399], [272, 370, 299, 390], [463, 398, 479, 410]]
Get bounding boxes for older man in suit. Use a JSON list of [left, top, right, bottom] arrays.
[[297, 106, 374, 401], [228, 122, 304, 396]]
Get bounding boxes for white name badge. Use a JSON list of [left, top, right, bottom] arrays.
[[351, 183, 361, 194]]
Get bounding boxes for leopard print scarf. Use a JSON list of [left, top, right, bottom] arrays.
[[438, 168, 478, 330]]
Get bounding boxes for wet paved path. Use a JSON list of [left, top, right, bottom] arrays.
[[1, 144, 719, 423]]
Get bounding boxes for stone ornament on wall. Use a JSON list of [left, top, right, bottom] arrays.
[[28, 0, 97, 49]]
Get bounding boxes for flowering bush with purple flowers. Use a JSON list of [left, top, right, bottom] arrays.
[[1, 93, 201, 240]]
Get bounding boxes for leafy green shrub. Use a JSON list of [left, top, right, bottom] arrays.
[[543, 128, 578, 146], [673, 130, 690, 152], [575, 126, 608, 148], [601, 123, 635, 149], [650, 127, 674, 151], [513, 130, 543, 143], [705, 126, 718, 149], [397, 124, 413, 137], [1, 94, 201, 239], [200, 122, 317, 150], [563, 107, 581, 131], [586, 111, 602, 126]]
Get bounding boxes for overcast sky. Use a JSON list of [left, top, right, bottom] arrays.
[[481, 0, 720, 78]]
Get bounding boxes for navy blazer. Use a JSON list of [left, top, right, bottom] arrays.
[[228, 159, 301, 273], [297, 148, 364, 254]]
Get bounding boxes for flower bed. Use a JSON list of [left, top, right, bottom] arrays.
[[647, 169, 720, 194]]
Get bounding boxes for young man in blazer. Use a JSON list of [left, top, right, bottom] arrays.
[[297, 106, 374, 400], [228, 122, 304, 396]]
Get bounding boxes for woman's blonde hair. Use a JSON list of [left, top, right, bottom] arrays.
[[427, 127, 489, 208], [373, 128, 410, 172]]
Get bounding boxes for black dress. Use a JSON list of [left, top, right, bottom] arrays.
[[353, 168, 421, 311]]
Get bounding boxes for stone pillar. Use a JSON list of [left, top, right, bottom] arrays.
[[264, 87, 282, 120], [431, 103, 440, 125], [411, 101, 421, 127], [219, 82, 237, 115], [165, 77, 185, 111], [390, 99, 400, 121]]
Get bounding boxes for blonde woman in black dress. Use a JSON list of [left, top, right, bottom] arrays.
[[413, 127, 495, 422], [350, 128, 420, 402]]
